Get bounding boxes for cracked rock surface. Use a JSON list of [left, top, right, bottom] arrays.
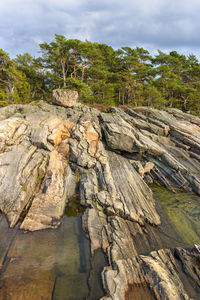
[[0, 99, 200, 299]]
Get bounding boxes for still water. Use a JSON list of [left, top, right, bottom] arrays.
[[152, 184, 200, 247], [0, 186, 199, 299], [0, 197, 105, 300], [125, 185, 200, 300]]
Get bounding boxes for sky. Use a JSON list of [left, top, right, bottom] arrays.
[[1, 0, 200, 59]]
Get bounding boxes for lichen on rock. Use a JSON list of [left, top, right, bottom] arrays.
[[52, 89, 78, 108], [0, 91, 200, 299]]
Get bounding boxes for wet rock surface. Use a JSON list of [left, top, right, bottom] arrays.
[[0, 96, 200, 299]]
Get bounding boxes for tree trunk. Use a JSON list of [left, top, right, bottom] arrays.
[[61, 59, 66, 87]]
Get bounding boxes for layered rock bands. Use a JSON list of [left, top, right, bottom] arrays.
[[0, 90, 200, 299]]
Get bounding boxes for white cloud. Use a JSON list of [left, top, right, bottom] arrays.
[[0, 0, 200, 59]]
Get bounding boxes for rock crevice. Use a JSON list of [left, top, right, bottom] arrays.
[[0, 93, 200, 299]]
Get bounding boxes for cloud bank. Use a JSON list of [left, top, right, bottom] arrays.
[[0, 0, 200, 58]]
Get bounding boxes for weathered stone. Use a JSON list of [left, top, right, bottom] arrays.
[[21, 150, 76, 231], [100, 113, 144, 153], [143, 161, 154, 174], [124, 107, 170, 136], [80, 171, 99, 206], [52, 89, 78, 108], [30, 124, 49, 149], [82, 207, 108, 254], [69, 115, 103, 168], [130, 161, 154, 178], [130, 160, 145, 177], [47, 120, 74, 147], [0, 140, 49, 227], [105, 151, 160, 225], [0, 115, 29, 151], [175, 246, 200, 286], [166, 107, 200, 126], [0, 100, 200, 299], [144, 174, 154, 185], [137, 132, 164, 155], [101, 248, 191, 300]]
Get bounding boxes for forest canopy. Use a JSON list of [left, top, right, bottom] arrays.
[[0, 34, 200, 115]]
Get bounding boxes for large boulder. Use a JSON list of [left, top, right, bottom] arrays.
[[52, 89, 78, 108]]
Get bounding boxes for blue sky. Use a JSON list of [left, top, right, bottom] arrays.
[[1, 0, 200, 59]]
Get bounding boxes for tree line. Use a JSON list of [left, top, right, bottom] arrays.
[[0, 34, 200, 115]]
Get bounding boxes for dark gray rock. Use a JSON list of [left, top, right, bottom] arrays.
[[175, 246, 200, 286]]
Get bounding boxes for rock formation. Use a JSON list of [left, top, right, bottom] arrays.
[[52, 89, 78, 108], [0, 90, 200, 299]]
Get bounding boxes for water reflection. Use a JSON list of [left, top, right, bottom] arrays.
[[64, 194, 85, 218], [125, 283, 156, 300], [152, 185, 200, 246], [0, 200, 105, 300]]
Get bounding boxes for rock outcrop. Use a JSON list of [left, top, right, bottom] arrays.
[[0, 94, 200, 299], [52, 89, 78, 108]]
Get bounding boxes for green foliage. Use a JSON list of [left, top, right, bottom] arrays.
[[64, 77, 90, 100], [0, 49, 31, 105], [0, 36, 200, 116], [15, 53, 50, 101]]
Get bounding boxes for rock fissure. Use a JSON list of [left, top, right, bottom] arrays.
[[0, 90, 200, 299]]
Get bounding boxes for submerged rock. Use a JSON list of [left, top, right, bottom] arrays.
[[0, 99, 200, 299]]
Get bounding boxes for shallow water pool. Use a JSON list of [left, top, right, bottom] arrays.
[[152, 184, 200, 247]]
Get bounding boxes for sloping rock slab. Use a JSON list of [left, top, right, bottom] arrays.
[[0, 140, 48, 227], [175, 246, 200, 286], [105, 151, 160, 225], [102, 249, 191, 300], [21, 150, 76, 231]]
